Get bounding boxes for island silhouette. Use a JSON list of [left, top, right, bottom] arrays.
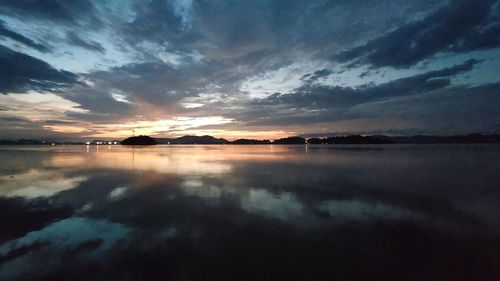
[[121, 135, 157, 145], [119, 133, 500, 145], [2, 133, 500, 146]]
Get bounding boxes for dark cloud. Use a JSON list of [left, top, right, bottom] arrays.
[[0, 45, 77, 94], [59, 58, 242, 122], [61, 86, 132, 120], [0, 0, 100, 27], [334, 0, 500, 68], [301, 69, 332, 84], [122, 0, 187, 44], [0, 116, 29, 123], [0, 117, 84, 140], [78, 61, 227, 108], [244, 81, 500, 136], [41, 119, 78, 125], [0, 20, 50, 53], [234, 59, 496, 133], [119, 0, 442, 63], [66, 32, 105, 54], [371, 82, 500, 134], [259, 59, 481, 110]]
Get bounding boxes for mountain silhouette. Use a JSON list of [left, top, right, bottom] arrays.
[[2, 133, 500, 146], [156, 135, 229, 144], [121, 135, 157, 145]]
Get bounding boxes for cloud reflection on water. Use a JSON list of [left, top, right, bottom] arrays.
[[0, 216, 130, 280], [0, 169, 86, 198], [0, 145, 500, 280]]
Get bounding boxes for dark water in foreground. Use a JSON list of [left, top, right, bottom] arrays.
[[0, 144, 499, 281]]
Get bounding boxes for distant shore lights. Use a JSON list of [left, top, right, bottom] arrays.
[[92, 141, 119, 145]]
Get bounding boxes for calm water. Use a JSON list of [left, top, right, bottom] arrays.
[[0, 144, 499, 281]]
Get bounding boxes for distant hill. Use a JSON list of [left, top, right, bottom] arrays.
[[2, 133, 500, 145], [156, 135, 229, 144], [232, 139, 271, 144], [273, 136, 306, 144], [121, 135, 157, 145]]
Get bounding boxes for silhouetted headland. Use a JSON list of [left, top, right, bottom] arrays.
[[2, 133, 500, 145], [121, 135, 157, 145]]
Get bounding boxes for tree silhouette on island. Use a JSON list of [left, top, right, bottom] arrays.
[[121, 135, 157, 145]]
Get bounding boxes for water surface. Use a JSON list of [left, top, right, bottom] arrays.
[[1, 144, 499, 280]]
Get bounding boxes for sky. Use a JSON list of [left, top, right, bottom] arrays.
[[0, 0, 499, 140]]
